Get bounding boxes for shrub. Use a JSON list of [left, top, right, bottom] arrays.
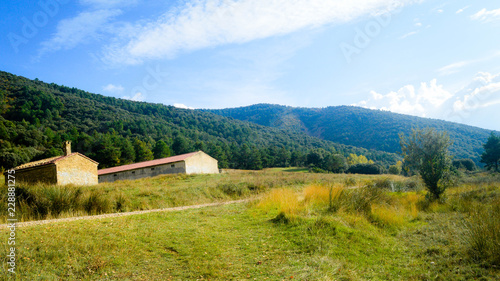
[[388, 165, 401, 175], [14, 184, 82, 219], [463, 201, 500, 267], [452, 159, 476, 171], [83, 191, 111, 215], [346, 163, 384, 175]]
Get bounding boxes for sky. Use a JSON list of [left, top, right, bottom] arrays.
[[1, 0, 500, 131]]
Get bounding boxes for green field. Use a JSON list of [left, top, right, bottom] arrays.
[[1, 170, 499, 280]]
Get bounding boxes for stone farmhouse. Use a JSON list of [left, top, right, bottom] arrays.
[[4, 141, 99, 186], [98, 151, 219, 183]]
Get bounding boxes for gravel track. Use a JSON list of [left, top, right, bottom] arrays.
[[1, 199, 251, 228]]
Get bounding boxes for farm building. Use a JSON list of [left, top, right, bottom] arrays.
[[4, 141, 99, 186], [97, 151, 219, 183]]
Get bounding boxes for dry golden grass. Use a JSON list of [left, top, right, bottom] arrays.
[[254, 188, 302, 215], [370, 204, 406, 227]]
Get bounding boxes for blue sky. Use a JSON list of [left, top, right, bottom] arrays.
[[1, 0, 500, 131]]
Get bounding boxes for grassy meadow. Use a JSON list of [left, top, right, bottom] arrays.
[[1, 169, 500, 280]]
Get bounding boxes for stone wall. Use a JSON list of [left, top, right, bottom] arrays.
[[57, 154, 98, 186], [98, 161, 187, 183], [185, 152, 219, 174], [10, 164, 58, 185]]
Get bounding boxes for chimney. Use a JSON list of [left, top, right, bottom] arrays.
[[63, 141, 72, 156]]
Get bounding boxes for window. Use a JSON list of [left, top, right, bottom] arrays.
[[114, 174, 117, 177], [171, 164, 175, 168], [151, 168, 155, 171], [132, 171, 135, 174]]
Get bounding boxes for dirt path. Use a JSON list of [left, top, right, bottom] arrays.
[[1, 199, 251, 228]]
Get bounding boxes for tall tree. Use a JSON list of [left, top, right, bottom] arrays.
[[172, 136, 190, 155], [400, 128, 453, 200], [133, 138, 154, 162], [153, 140, 171, 159], [481, 132, 500, 172]]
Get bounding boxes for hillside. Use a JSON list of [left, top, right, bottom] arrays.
[[207, 104, 496, 165], [0, 71, 399, 170]]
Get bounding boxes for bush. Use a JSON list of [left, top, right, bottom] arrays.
[[14, 184, 82, 219], [83, 191, 111, 214], [452, 159, 476, 171], [463, 201, 500, 267], [346, 163, 384, 175], [388, 165, 401, 175]]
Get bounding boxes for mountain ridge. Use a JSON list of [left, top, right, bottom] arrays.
[[0, 70, 400, 170], [206, 103, 496, 165]]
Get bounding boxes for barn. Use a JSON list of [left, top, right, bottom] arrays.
[[97, 151, 219, 183], [4, 141, 99, 186]]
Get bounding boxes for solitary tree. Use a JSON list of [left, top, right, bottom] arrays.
[[400, 128, 453, 200], [480, 132, 500, 172]]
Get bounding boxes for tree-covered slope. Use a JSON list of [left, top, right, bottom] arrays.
[[0, 71, 399, 170], [207, 104, 496, 165]]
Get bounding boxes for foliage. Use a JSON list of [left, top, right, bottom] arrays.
[[400, 128, 453, 200], [347, 153, 373, 165], [0, 71, 401, 171], [481, 132, 500, 172], [452, 158, 476, 171], [208, 103, 498, 166], [346, 163, 384, 174]]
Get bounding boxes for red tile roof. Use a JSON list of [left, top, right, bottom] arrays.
[[98, 151, 200, 175], [11, 153, 98, 171]]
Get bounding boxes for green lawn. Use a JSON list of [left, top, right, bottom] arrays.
[[2, 200, 499, 280], [1, 171, 499, 280]]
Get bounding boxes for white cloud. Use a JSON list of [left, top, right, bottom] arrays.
[[122, 92, 144, 101], [456, 6, 469, 14], [356, 73, 500, 129], [39, 9, 122, 56], [471, 8, 500, 23], [173, 103, 195, 109], [102, 83, 124, 94], [101, 0, 418, 65]]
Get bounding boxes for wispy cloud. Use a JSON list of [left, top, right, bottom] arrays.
[[38, 9, 122, 57], [399, 31, 418, 39], [471, 8, 500, 23], [100, 0, 419, 65], [437, 61, 469, 76], [456, 6, 470, 14]]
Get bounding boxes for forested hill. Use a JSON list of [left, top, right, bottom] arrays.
[[0, 70, 400, 171], [207, 104, 496, 165]]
